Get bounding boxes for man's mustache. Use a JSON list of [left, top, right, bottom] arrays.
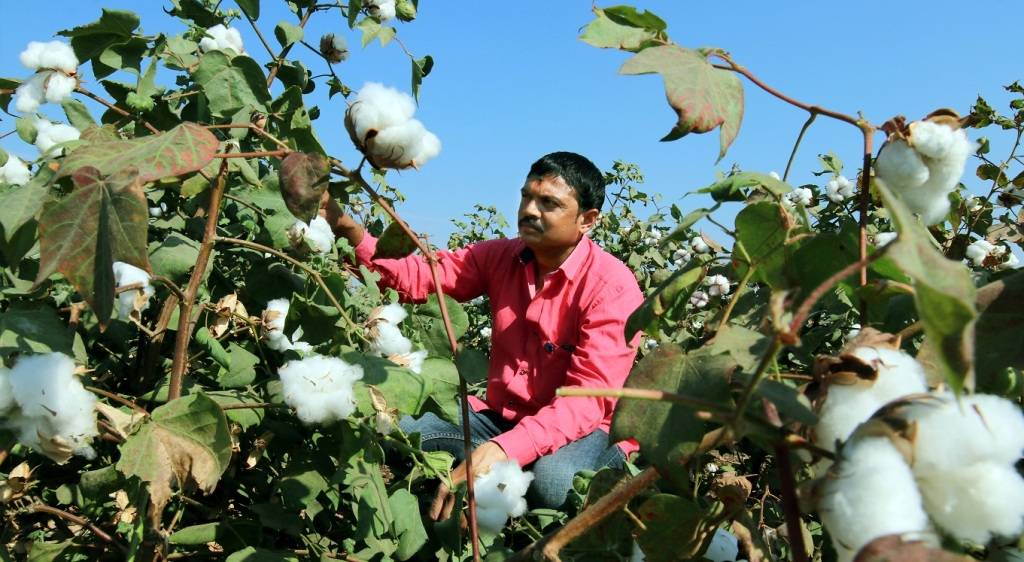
[[518, 217, 542, 231]]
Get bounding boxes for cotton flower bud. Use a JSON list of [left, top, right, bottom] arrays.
[[277, 355, 364, 424], [0, 155, 32, 186], [689, 290, 709, 308], [319, 33, 349, 64], [395, 0, 417, 21], [20, 40, 78, 73], [365, 0, 397, 21], [705, 274, 730, 297], [825, 176, 855, 203], [783, 187, 813, 208], [345, 82, 441, 170], [198, 24, 245, 54], [112, 261, 154, 320], [690, 235, 710, 254], [473, 460, 535, 533]]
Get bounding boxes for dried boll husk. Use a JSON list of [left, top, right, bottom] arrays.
[[279, 151, 330, 223], [319, 33, 348, 64]]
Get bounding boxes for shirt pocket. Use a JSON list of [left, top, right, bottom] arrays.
[[528, 342, 575, 407]]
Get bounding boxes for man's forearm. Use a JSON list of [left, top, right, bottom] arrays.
[[321, 195, 365, 248]]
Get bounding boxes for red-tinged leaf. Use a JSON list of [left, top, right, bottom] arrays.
[[36, 166, 150, 325], [57, 122, 220, 183], [620, 45, 744, 161], [279, 152, 330, 223]]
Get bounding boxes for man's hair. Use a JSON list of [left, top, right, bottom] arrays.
[[527, 152, 605, 212]]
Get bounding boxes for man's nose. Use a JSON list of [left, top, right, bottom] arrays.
[[520, 198, 540, 218]]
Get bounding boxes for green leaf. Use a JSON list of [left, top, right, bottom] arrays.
[[391, 489, 428, 560], [0, 304, 85, 362], [79, 465, 122, 497], [0, 168, 53, 245], [635, 494, 721, 561], [195, 327, 231, 369], [58, 122, 221, 183], [217, 343, 260, 388], [663, 205, 718, 244], [279, 151, 330, 223], [26, 539, 92, 562], [0, 78, 17, 113], [343, 459, 395, 539], [603, 5, 667, 31], [620, 45, 744, 161], [626, 262, 704, 338], [357, 18, 396, 47], [347, 352, 431, 415], [237, 0, 261, 20], [579, 6, 660, 52], [974, 271, 1024, 394], [610, 345, 734, 470], [876, 180, 977, 393], [149, 232, 201, 280], [411, 55, 433, 101], [226, 547, 299, 562], [698, 171, 789, 202], [733, 201, 795, 289], [415, 295, 468, 357], [116, 392, 232, 515], [126, 58, 161, 112], [36, 167, 150, 325], [274, 21, 304, 48], [193, 51, 271, 117], [455, 348, 489, 385], [61, 99, 97, 131], [16, 116, 38, 144], [278, 462, 329, 509], [58, 9, 140, 62], [168, 520, 262, 551], [94, 37, 149, 79], [706, 325, 770, 373], [373, 220, 419, 259], [789, 230, 859, 298]]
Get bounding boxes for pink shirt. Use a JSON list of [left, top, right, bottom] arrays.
[[354, 233, 643, 466]]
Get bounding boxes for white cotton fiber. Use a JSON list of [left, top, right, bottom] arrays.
[[874, 232, 897, 247], [875, 140, 929, 191], [14, 73, 46, 113], [825, 176, 856, 203], [0, 156, 32, 186], [909, 121, 961, 160], [814, 346, 927, 455], [264, 298, 289, 333], [262, 299, 313, 353], [112, 261, 154, 319], [346, 83, 441, 169], [404, 349, 427, 374], [705, 274, 730, 298], [34, 118, 80, 155], [373, 303, 408, 325], [819, 437, 930, 562], [690, 236, 710, 254], [689, 290, 709, 308], [278, 355, 363, 424], [370, 323, 413, 357], [42, 71, 77, 103], [365, 0, 397, 21], [351, 83, 416, 140], [288, 216, 336, 254], [199, 24, 245, 54], [0, 367, 15, 415], [966, 239, 995, 267], [7, 352, 98, 461], [783, 187, 813, 208], [917, 461, 1024, 544], [473, 460, 535, 534], [20, 40, 78, 73]]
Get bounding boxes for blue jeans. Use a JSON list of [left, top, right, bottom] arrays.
[[399, 409, 626, 509]]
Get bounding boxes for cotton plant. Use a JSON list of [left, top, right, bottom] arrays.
[[14, 40, 78, 113], [705, 274, 730, 298], [874, 112, 974, 225], [473, 460, 535, 534], [198, 24, 245, 54], [344, 82, 441, 170], [277, 355, 364, 424], [112, 261, 154, 320], [673, 244, 693, 264], [689, 290, 709, 308], [641, 227, 662, 247], [319, 33, 349, 64], [261, 298, 313, 354], [965, 238, 1019, 270], [0, 155, 32, 186], [364, 0, 397, 21], [690, 235, 710, 254], [782, 187, 813, 209], [0, 353, 98, 464], [287, 215, 336, 254], [365, 303, 427, 373], [33, 117, 80, 156], [824, 175, 855, 203]]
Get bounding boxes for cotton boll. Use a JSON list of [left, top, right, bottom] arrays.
[[0, 367, 15, 415], [966, 239, 995, 267], [19, 41, 48, 70], [875, 140, 929, 192], [223, 26, 245, 53], [909, 121, 961, 160], [673, 245, 692, 263], [354, 83, 416, 135], [369, 119, 441, 169], [34, 118, 80, 155], [903, 394, 1024, 473], [850, 347, 928, 411], [200, 24, 245, 54], [289, 217, 336, 254], [14, 73, 46, 113], [704, 527, 740, 562], [42, 71, 77, 103], [112, 261, 154, 319], [278, 355, 364, 424], [917, 462, 1024, 544], [689, 290, 709, 308], [818, 437, 931, 562], [369, 323, 413, 357], [372, 303, 408, 326], [0, 156, 32, 186], [20, 41, 77, 73], [263, 298, 290, 333], [403, 349, 427, 374], [366, 0, 397, 20], [408, 127, 441, 167], [473, 460, 535, 534], [825, 176, 856, 203], [706, 274, 730, 298], [8, 353, 99, 461], [784, 187, 813, 208], [198, 36, 219, 53], [874, 232, 897, 247], [690, 236, 710, 254]]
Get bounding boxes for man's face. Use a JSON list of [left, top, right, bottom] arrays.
[[517, 175, 598, 251]]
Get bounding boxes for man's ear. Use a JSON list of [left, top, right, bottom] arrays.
[[578, 209, 600, 233]]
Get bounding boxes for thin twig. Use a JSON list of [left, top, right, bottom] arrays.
[[243, 13, 277, 60], [266, 7, 315, 86], [31, 504, 128, 553], [75, 86, 159, 135], [213, 149, 289, 159], [783, 112, 817, 182], [86, 386, 149, 416]]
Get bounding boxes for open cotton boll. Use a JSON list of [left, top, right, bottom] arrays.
[[689, 290, 709, 308], [34, 118, 80, 155], [372, 303, 408, 325], [825, 176, 856, 203], [874, 232, 897, 247], [900, 188, 951, 226], [706, 274, 730, 298], [8, 353, 98, 461], [783, 187, 813, 208], [112, 261, 154, 319], [263, 298, 290, 333], [42, 71, 77, 103], [0, 155, 32, 186], [369, 323, 413, 357], [690, 236, 710, 254], [14, 73, 47, 113], [903, 393, 1024, 473], [814, 346, 927, 454], [199, 24, 245, 53], [399, 349, 427, 374], [909, 121, 963, 160], [352, 83, 416, 139], [0, 367, 15, 415], [366, 0, 397, 20], [20, 40, 78, 73], [818, 437, 931, 562], [289, 216, 336, 254], [917, 461, 1024, 544], [474, 460, 535, 534], [966, 239, 995, 267], [875, 140, 929, 192], [278, 355, 364, 424]]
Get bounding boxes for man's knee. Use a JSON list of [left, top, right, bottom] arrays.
[[526, 454, 578, 509]]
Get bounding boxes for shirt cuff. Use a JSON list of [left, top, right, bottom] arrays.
[[353, 232, 378, 267], [491, 427, 539, 467]]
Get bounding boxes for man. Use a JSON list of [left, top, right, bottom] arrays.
[[321, 151, 643, 516]]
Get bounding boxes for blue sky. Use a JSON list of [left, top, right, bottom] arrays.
[[2, 1, 1020, 242]]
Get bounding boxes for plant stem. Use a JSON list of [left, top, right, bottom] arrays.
[[783, 112, 817, 182], [857, 132, 875, 320], [214, 236, 368, 343], [31, 504, 127, 553], [75, 86, 159, 135], [509, 467, 660, 562], [716, 264, 756, 332], [266, 7, 315, 87], [213, 149, 289, 159], [168, 157, 231, 401], [243, 12, 277, 60], [86, 386, 149, 416]]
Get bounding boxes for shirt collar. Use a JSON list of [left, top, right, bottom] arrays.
[[515, 236, 592, 281]]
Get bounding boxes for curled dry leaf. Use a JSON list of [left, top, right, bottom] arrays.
[[111, 489, 137, 525], [0, 462, 34, 504], [95, 402, 147, 439], [853, 534, 970, 562], [246, 430, 274, 470]]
